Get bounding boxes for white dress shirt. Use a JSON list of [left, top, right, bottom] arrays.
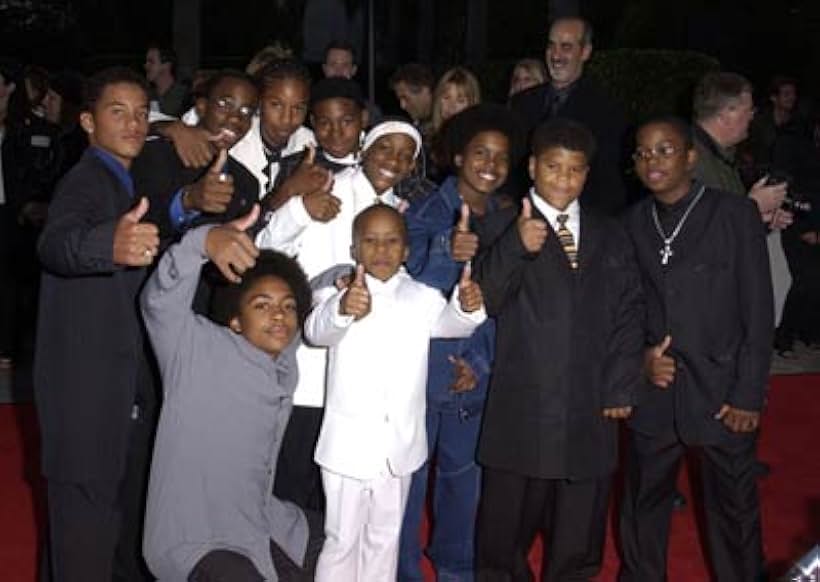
[[529, 188, 581, 250]]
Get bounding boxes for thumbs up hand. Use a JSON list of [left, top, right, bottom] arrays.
[[113, 197, 160, 267], [451, 202, 479, 262], [340, 264, 371, 320], [517, 198, 548, 253], [204, 204, 261, 283], [644, 335, 675, 389], [184, 149, 234, 214], [457, 262, 483, 313]]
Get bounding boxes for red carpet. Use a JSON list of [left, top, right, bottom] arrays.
[[2, 375, 819, 581]]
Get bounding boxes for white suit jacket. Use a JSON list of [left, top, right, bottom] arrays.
[[305, 269, 486, 479]]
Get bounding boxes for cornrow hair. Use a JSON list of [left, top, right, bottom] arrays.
[[255, 58, 311, 94]]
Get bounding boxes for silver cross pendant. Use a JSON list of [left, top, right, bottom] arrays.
[[660, 243, 673, 265]]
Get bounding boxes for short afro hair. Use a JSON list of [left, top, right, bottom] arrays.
[[441, 103, 525, 172], [531, 118, 596, 161], [209, 250, 312, 328], [352, 204, 408, 245], [636, 115, 694, 150], [83, 67, 149, 113], [201, 69, 257, 101]]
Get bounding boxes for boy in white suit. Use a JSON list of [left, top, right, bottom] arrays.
[[304, 204, 486, 581]]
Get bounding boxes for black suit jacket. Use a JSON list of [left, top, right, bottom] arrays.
[[35, 150, 155, 482], [623, 187, 773, 445], [131, 138, 260, 248], [509, 77, 629, 215], [474, 202, 644, 480]]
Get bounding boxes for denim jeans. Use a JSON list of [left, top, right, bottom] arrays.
[[398, 402, 483, 582]]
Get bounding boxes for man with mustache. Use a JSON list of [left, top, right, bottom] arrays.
[[509, 16, 628, 215]]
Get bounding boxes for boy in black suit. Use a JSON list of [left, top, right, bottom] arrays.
[[473, 119, 644, 581], [36, 67, 159, 581], [619, 117, 772, 581]]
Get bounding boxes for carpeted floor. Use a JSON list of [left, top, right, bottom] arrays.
[[2, 374, 819, 581]]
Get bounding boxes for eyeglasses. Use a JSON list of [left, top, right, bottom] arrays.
[[632, 143, 679, 162], [213, 97, 256, 121]]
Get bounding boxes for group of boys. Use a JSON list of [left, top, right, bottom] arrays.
[[32, 21, 772, 582]]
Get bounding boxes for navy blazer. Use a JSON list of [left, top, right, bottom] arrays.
[[35, 149, 156, 482], [474, 200, 644, 479]]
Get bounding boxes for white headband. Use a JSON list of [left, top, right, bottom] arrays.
[[362, 121, 422, 158]]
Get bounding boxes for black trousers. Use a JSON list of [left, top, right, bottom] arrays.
[[273, 405, 325, 512], [43, 408, 155, 582], [618, 429, 763, 582], [777, 227, 820, 347], [476, 467, 611, 582], [187, 510, 325, 582]]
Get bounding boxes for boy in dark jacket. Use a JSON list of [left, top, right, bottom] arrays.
[[473, 118, 643, 581]]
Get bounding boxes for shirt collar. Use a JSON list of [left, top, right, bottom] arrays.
[[528, 188, 580, 227], [91, 146, 135, 198], [364, 267, 407, 294], [354, 166, 400, 208]]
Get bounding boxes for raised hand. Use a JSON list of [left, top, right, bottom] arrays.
[[517, 198, 548, 253], [749, 176, 787, 215], [164, 122, 220, 168], [644, 335, 675, 389], [457, 262, 483, 313], [113, 197, 160, 267], [184, 149, 234, 214], [714, 404, 760, 433], [451, 202, 479, 262], [204, 204, 261, 283], [340, 264, 371, 320], [448, 355, 478, 393], [302, 174, 341, 223]]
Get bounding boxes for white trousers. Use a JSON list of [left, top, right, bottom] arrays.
[[315, 467, 412, 582]]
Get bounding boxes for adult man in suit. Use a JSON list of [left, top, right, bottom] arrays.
[[474, 119, 644, 581], [509, 16, 628, 215], [619, 117, 772, 581], [35, 67, 159, 581]]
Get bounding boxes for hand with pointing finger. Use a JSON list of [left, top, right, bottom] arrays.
[[113, 197, 160, 267], [340, 265, 371, 320], [457, 263, 483, 313], [517, 198, 548, 253], [184, 149, 234, 214], [205, 204, 261, 283], [644, 335, 675, 389], [451, 202, 479, 262]]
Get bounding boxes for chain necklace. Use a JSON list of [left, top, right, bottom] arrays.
[[651, 186, 706, 265]]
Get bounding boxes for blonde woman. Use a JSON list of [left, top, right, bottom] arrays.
[[431, 67, 481, 135], [508, 58, 547, 97]]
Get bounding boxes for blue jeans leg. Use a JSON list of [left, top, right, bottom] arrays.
[[428, 409, 483, 582], [398, 408, 440, 581]]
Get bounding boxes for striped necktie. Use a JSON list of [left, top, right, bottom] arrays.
[[556, 213, 578, 270]]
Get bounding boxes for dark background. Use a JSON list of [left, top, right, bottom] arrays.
[[3, 0, 820, 105]]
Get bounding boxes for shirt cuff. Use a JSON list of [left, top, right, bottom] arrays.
[[169, 188, 201, 231]]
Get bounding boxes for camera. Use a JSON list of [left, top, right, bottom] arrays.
[[764, 172, 813, 214], [781, 194, 812, 214]]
